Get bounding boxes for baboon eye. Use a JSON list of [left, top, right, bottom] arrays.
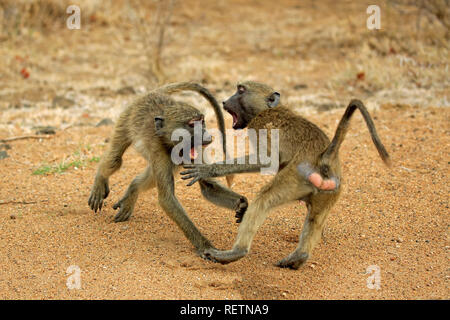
[[238, 86, 246, 94]]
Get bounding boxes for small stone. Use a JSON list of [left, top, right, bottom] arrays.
[[52, 96, 75, 109], [317, 103, 341, 112], [9, 101, 33, 109], [96, 118, 114, 127], [116, 86, 136, 95], [34, 126, 56, 135], [10, 214, 16, 219], [293, 84, 308, 90], [282, 292, 287, 297]]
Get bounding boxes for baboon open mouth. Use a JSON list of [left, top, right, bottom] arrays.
[[178, 141, 210, 161], [189, 143, 209, 160], [190, 147, 198, 160], [227, 110, 239, 128], [179, 147, 199, 161]]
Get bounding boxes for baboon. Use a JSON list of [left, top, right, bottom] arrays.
[[88, 82, 247, 257], [181, 81, 391, 268]]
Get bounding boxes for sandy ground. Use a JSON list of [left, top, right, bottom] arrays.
[[0, 0, 448, 299], [0, 104, 448, 299]]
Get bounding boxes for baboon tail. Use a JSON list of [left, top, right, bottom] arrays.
[[156, 82, 226, 152], [321, 99, 391, 167], [157, 82, 235, 186]]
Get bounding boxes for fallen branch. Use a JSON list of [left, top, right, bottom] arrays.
[[0, 135, 52, 142], [61, 123, 75, 131], [0, 199, 49, 205]]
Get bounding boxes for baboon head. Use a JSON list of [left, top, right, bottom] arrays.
[[223, 81, 280, 129], [154, 103, 212, 160]]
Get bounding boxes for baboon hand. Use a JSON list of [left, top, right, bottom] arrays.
[[234, 196, 248, 223], [203, 247, 248, 264], [112, 197, 135, 222], [180, 164, 217, 186], [88, 177, 110, 213]]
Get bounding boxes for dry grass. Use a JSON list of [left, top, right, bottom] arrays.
[[128, 0, 176, 85], [0, 0, 447, 134]]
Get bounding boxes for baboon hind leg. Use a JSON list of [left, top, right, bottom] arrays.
[[205, 168, 314, 264], [113, 165, 156, 222], [88, 125, 132, 212], [277, 194, 337, 270]]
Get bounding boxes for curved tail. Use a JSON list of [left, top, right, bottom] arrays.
[[156, 82, 234, 186], [321, 99, 391, 167]]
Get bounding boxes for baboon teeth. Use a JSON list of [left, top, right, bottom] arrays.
[[232, 116, 237, 127], [228, 110, 238, 127]]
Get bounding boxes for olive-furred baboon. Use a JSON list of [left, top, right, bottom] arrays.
[[181, 81, 391, 268], [88, 82, 247, 257]]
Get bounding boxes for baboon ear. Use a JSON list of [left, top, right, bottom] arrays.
[[267, 92, 280, 108], [154, 116, 165, 133]]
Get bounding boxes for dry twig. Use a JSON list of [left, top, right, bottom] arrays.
[[0, 199, 49, 205], [0, 135, 52, 142], [131, 0, 175, 84]]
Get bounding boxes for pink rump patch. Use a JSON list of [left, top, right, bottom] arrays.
[[308, 173, 323, 188], [321, 179, 336, 190]]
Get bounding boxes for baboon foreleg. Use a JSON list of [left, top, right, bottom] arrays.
[[156, 163, 215, 256], [88, 128, 131, 213], [199, 178, 248, 223], [113, 166, 155, 222], [88, 174, 110, 213], [181, 155, 264, 186]]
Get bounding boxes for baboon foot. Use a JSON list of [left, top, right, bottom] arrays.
[[88, 177, 110, 213], [276, 252, 309, 270], [234, 196, 248, 223], [203, 247, 248, 264], [197, 244, 218, 262], [112, 196, 135, 222]]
